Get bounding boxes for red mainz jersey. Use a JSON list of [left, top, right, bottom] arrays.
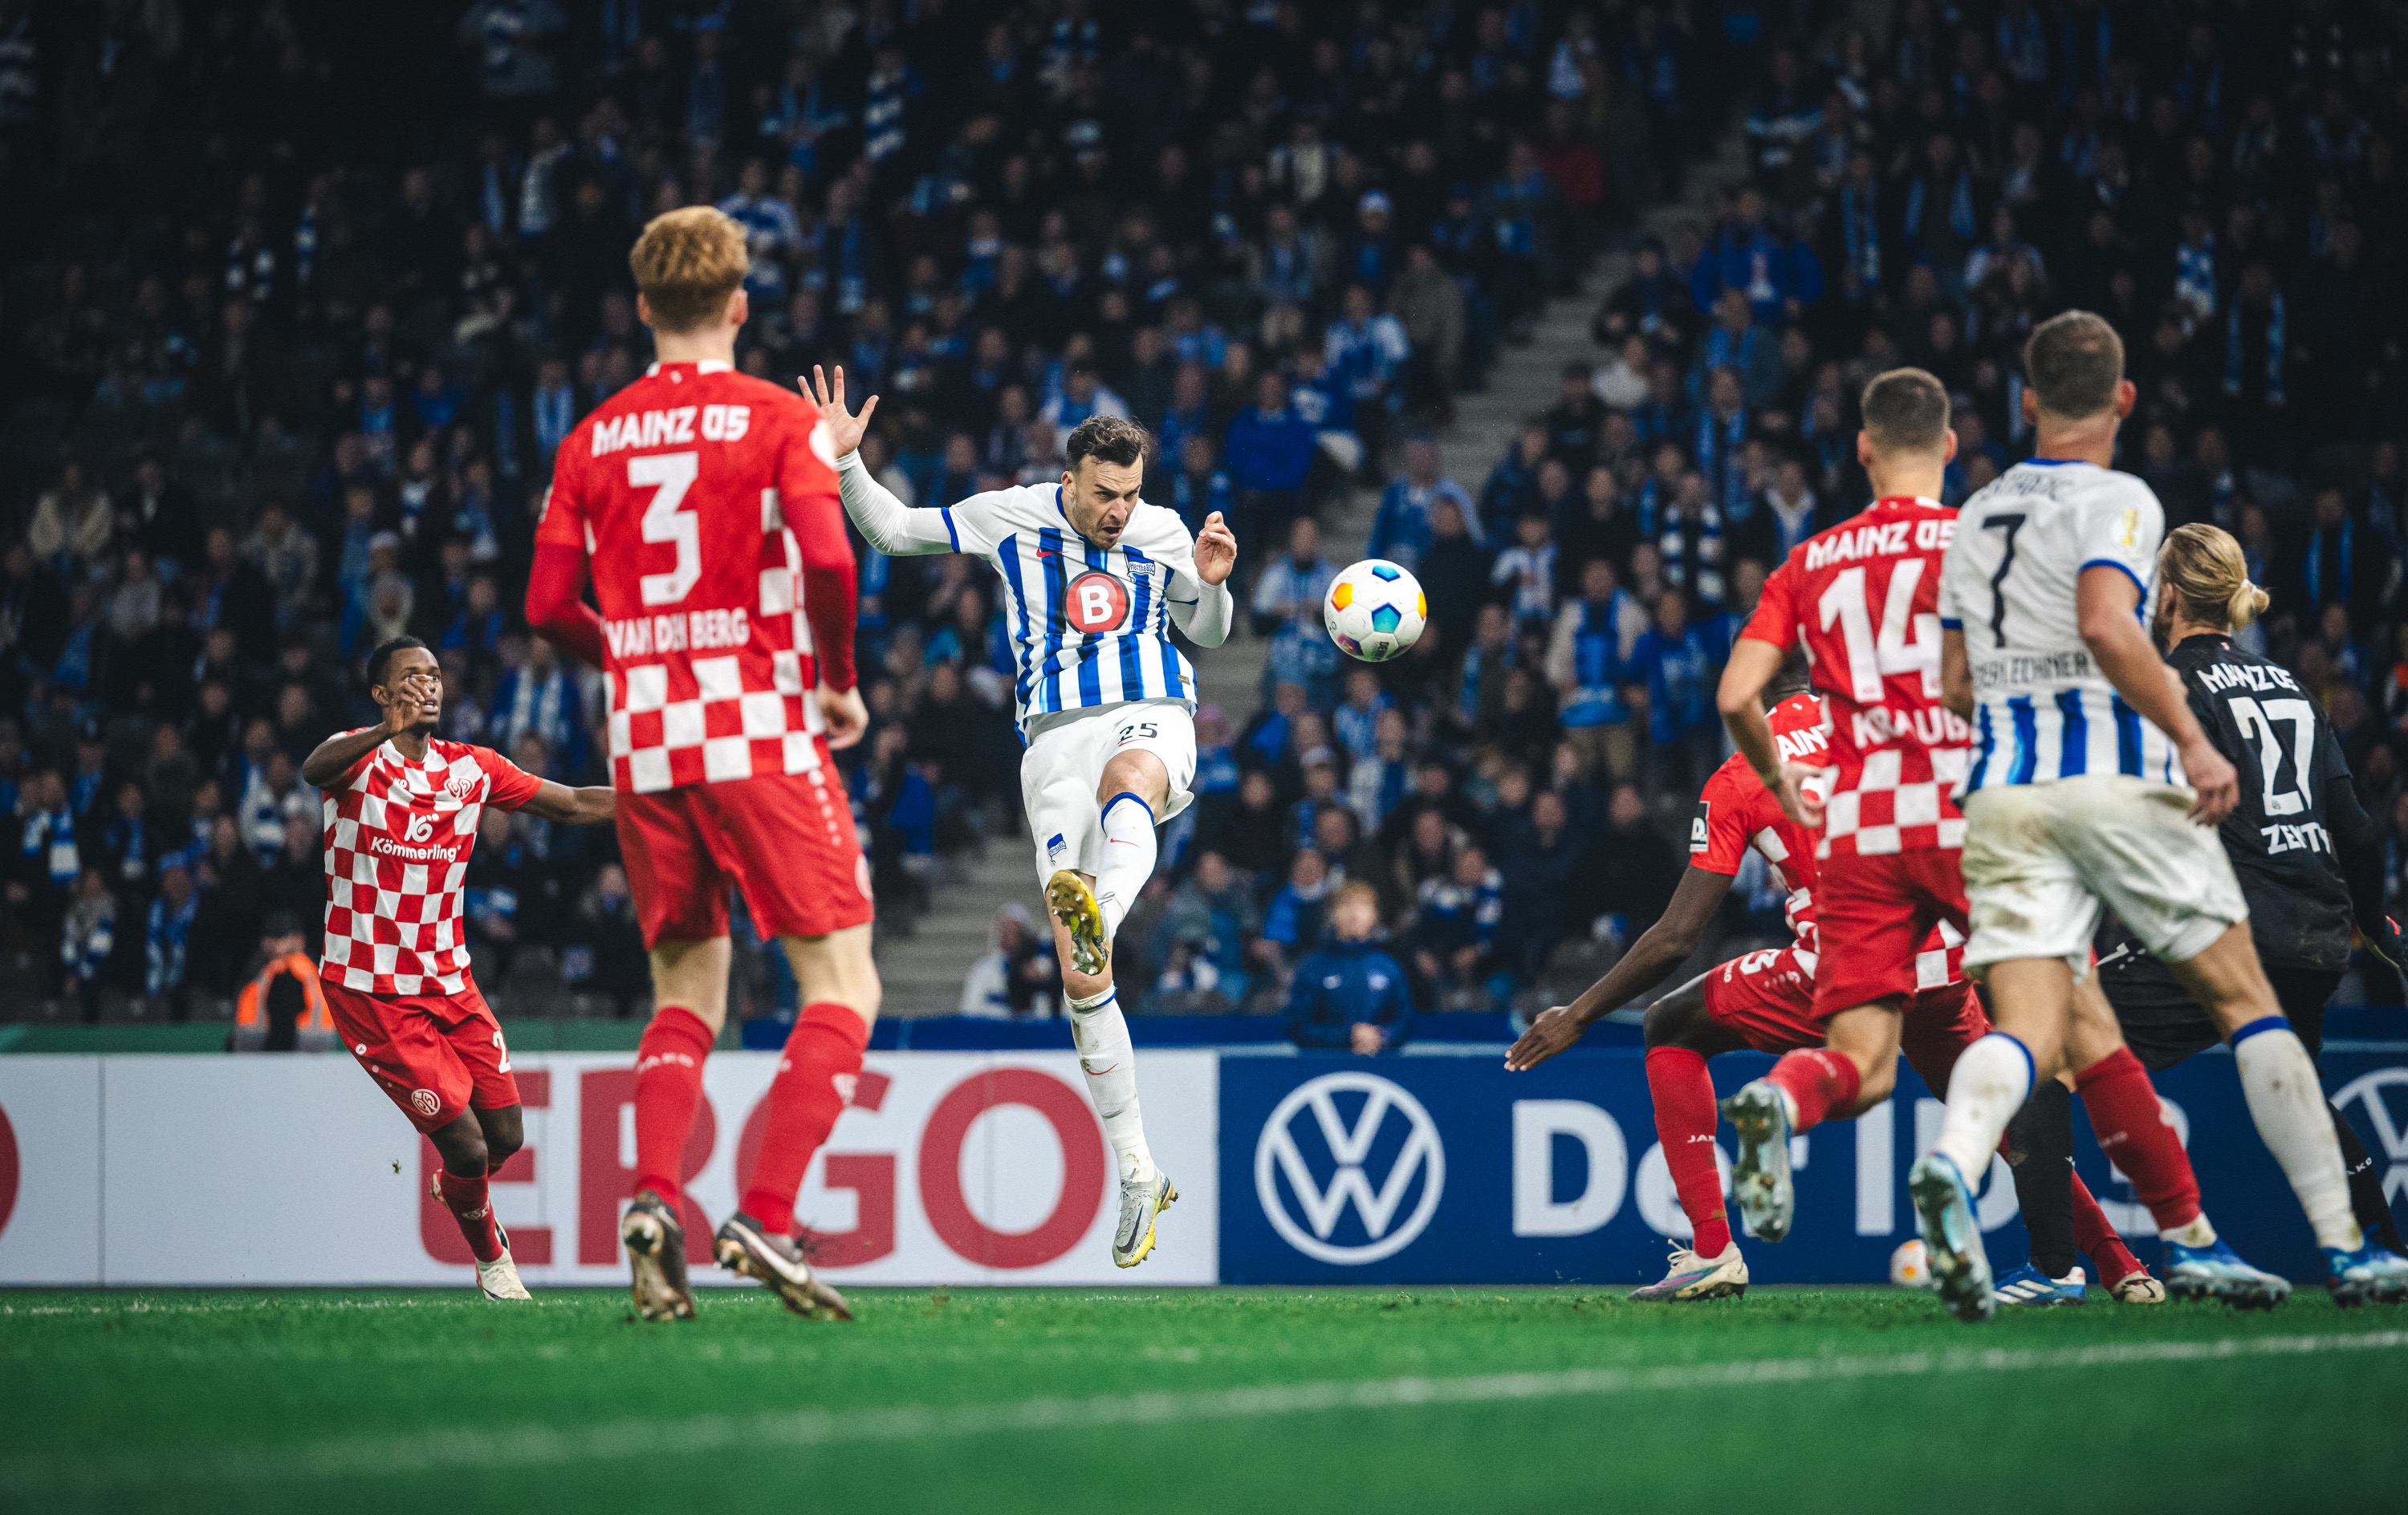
[[1689, 693, 1966, 985], [320, 737, 542, 997], [537, 360, 856, 794], [1739, 495, 1972, 859]]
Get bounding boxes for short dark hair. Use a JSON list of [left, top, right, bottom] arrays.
[[2023, 310, 2125, 419], [366, 634, 430, 688], [1064, 413, 1150, 471], [1858, 367, 1952, 453]]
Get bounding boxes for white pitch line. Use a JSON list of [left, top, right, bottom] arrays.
[[4, 1330, 2402, 1496]]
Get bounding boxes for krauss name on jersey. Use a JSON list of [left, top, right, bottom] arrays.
[[589, 403, 753, 457], [1849, 701, 1971, 752], [602, 606, 751, 659], [1804, 514, 1955, 571]]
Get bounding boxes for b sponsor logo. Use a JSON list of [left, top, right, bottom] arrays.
[[406, 814, 436, 843], [1255, 1072, 1443, 1265], [1064, 571, 1130, 634]]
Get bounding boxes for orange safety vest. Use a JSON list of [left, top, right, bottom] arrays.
[[236, 952, 333, 1032]]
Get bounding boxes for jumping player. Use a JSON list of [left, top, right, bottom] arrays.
[[527, 206, 874, 1322], [299, 636, 616, 1300], [1925, 311, 2408, 1318], [1507, 678, 2150, 1303], [809, 368, 1237, 1268]]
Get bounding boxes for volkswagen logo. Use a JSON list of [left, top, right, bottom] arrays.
[[1255, 1071, 1444, 1265], [2333, 1068, 2408, 1206]]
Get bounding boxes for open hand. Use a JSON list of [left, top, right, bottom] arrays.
[[1194, 511, 1237, 587], [1505, 1005, 1588, 1071], [802, 365, 879, 459]]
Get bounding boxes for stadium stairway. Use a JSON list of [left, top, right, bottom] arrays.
[[875, 134, 1755, 1017]]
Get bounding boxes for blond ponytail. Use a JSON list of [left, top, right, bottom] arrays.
[[2158, 522, 2269, 632]]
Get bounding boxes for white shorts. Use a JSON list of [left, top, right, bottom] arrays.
[[1020, 701, 1197, 884], [1958, 774, 2247, 978]]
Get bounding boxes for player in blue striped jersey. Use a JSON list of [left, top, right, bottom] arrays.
[[811, 368, 1236, 1269], [1927, 311, 2390, 1317]]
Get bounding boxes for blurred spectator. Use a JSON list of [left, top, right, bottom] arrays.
[[1412, 841, 1503, 1010], [958, 903, 1062, 1021], [1283, 881, 1413, 1054]]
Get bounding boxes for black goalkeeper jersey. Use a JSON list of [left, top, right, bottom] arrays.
[[2162, 633, 2357, 970]]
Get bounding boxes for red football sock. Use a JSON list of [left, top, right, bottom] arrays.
[[740, 1002, 871, 1237], [436, 1170, 503, 1265], [633, 1006, 716, 1211], [2074, 1046, 2203, 1233], [1765, 1047, 1861, 1134], [2069, 1170, 2144, 1278], [1647, 1046, 1731, 1257]]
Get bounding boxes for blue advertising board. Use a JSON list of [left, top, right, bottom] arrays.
[[1218, 1047, 2408, 1286]]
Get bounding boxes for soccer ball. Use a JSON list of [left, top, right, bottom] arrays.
[[1889, 1238, 1935, 1290], [1324, 558, 1427, 663]]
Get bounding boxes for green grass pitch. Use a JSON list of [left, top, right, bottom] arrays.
[[3, 1286, 2403, 1513]]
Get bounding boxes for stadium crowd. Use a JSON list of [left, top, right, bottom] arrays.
[[4, 1, 2407, 1029]]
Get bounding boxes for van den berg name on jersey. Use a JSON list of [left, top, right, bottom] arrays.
[[603, 607, 751, 660]]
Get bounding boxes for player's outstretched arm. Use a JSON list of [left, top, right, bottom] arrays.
[[806, 366, 957, 557], [1167, 510, 1239, 648], [299, 696, 417, 790], [518, 780, 616, 825], [2075, 565, 2235, 823], [1715, 636, 1822, 827], [1505, 864, 1734, 1070]]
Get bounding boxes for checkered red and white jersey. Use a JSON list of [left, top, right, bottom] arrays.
[[319, 737, 542, 996], [1740, 496, 1975, 861], [1688, 694, 1966, 985], [536, 361, 855, 794]]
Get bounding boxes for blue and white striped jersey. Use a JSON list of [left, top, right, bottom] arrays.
[[1938, 458, 2182, 794], [940, 482, 1203, 732]]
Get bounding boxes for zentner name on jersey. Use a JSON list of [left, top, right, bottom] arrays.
[[938, 481, 1201, 733], [1940, 458, 2182, 791]]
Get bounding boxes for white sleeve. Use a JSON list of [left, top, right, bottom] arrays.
[[1141, 510, 1234, 648], [1169, 563, 1235, 648], [833, 450, 970, 557], [2075, 478, 2165, 599]]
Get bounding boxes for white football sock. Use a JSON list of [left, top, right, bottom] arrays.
[[1930, 1033, 2034, 1181], [1092, 791, 1157, 940], [2234, 1020, 2362, 1251], [1068, 985, 1155, 1183]]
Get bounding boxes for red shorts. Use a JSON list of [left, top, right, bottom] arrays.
[[616, 762, 872, 948], [323, 978, 519, 1135], [1811, 848, 1972, 1018], [1702, 944, 1991, 1086]]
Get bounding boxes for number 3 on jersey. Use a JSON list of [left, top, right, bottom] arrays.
[[1817, 561, 1940, 703], [632, 450, 700, 606]]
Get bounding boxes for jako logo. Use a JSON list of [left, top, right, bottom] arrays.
[[1255, 1072, 1444, 1264], [2333, 1068, 2408, 1205]]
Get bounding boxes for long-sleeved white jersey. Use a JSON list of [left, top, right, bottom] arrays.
[[834, 453, 1234, 737]]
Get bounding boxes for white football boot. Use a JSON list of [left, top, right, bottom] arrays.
[[478, 1241, 533, 1301], [1113, 1169, 1178, 1267], [1629, 1243, 1749, 1301]]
